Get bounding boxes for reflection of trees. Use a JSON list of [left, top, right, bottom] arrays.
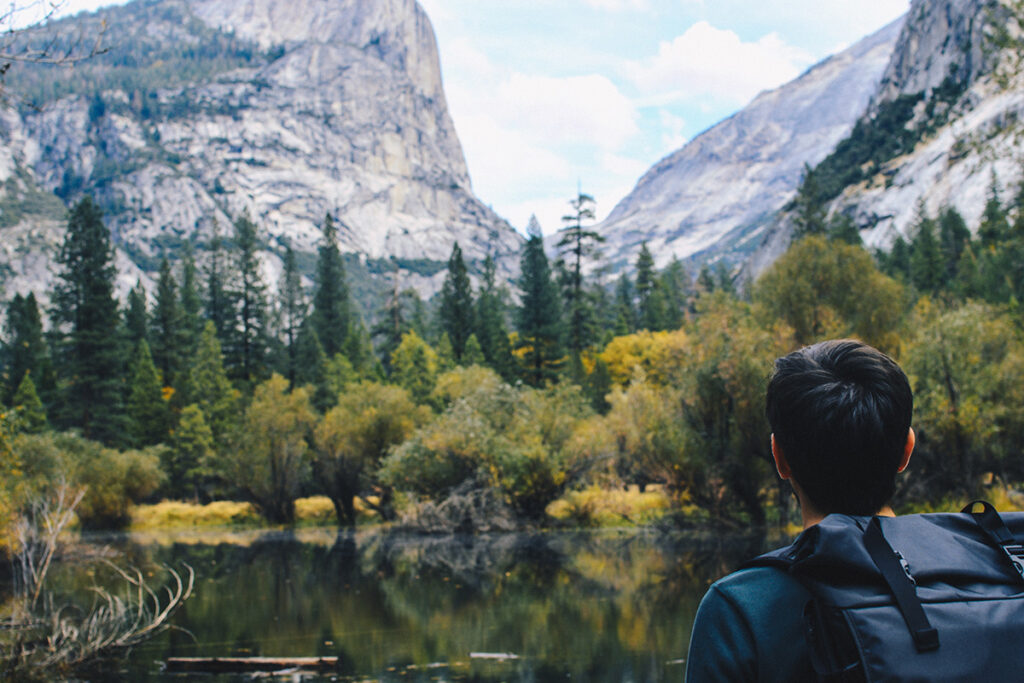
[[115, 529, 778, 682]]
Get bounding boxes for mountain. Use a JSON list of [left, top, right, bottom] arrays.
[[0, 0, 521, 306], [744, 0, 1024, 278], [592, 17, 905, 273]]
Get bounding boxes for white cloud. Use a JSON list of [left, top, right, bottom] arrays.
[[444, 69, 642, 231], [492, 73, 639, 148], [624, 21, 814, 108]]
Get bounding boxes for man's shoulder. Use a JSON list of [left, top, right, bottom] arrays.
[[706, 563, 810, 612]]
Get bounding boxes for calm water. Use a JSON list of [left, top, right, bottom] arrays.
[[63, 527, 776, 682]]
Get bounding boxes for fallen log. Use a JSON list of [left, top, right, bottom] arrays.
[[165, 656, 339, 673]]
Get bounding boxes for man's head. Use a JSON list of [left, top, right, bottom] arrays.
[[766, 339, 913, 517]]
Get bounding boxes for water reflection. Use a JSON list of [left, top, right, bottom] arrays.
[[75, 528, 776, 682]]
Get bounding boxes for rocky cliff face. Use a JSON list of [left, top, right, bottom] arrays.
[[593, 18, 904, 272], [833, 0, 1024, 251], [0, 0, 520, 304], [750, 0, 1024, 277]]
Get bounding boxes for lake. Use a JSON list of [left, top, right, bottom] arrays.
[[66, 527, 778, 681]]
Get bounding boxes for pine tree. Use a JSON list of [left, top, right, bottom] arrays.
[[516, 223, 564, 386], [474, 255, 514, 377], [438, 242, 475, 361], [910, 207, 945, 293], [794, 163, 827, 238], [390, 330, 438, 404], [293, 321, 332, 411], [12, 373, 46, 434], [311, 213, 352, 359], [938, 207, 971, 281], [150, 258, 184, 389], [127, 339, 170, 447], [462, 334, 486, 366], [979, 171, 1010, 246], [436, 332, 456, 372], [278, 245, 307, 386], [179, 243, 204, 360], [204, 220, 234, 344], [3, 293, 55, 407], [587, 357, 612, 414], [167, 403, 214, 501], [123, 281, 149, 351], [613, 273, 637, 335], [696, 263, 716, 295], [714, 263, 736, 296], [226, 213, 270, 383], [635, 243, 664, 330], [186, 322, 239, 448], [50, 196, 126, 445], [557, 193, 603, 352], [659, 257, 689, 330], [375, 282, 430, 376]]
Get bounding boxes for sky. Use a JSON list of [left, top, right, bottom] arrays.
[[44, 0, 909, 235]]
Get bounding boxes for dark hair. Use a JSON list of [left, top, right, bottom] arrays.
[[765, 339, 912, 516]]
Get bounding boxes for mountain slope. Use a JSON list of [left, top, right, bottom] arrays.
[[593, 17, 904, 272], [0, 0, 520, 303], [749, 0, 1024, 277]]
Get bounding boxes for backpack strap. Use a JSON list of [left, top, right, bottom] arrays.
[[962, 500, 1024, 579], [864, 517, 940, 653]]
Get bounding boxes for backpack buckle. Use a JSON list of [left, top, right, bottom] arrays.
[[1002, 544, 1024, 577], [895, 551, 916, 586]]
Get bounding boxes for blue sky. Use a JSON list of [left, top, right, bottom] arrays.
[[54, 0, 909, 234]]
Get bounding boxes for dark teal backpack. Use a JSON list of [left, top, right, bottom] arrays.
[[746, 502, 1024, 682]]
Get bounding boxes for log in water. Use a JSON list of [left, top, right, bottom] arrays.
[[165, 656, 339, 673]]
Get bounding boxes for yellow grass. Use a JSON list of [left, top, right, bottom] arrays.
[[131, 496, 382, 530], [130, 500, 260, 530], [547, 485, 672, 526]]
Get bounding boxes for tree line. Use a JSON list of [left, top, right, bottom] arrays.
[[4, 180, 1024, 540]]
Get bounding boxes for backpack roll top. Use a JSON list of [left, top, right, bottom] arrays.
[[745, 506, 1024, 683]]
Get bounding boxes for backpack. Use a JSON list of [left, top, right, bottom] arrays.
[[745, 502, 1024, 683]]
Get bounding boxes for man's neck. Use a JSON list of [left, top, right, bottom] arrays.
[[801, 504, 897, 530]]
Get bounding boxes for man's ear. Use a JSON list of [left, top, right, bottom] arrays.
[[771, 433, 792, 480], [897, 427, 915, 473]]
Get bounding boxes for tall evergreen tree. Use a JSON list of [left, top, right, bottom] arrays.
[[12, 373, 46, 434], [126, 339, 170, 447], [151, 258, 184, 389], [226, 213, 270, 383], [979, 171, 1010, 246], [50, 196, 125, 444], [474, 255, 514, 379], [3, 293, 55, 407], [293, 321, 332, 411], [696, 263, 716, 295], [373, 279, 409, 375], [278, 245, 307, 386], [438, 242, 475, 361], [659, 257, 690, 330], [123, 281, 149, 351], [910, 207, 944, 293], [186, 321, 239, 448], [938, 207, 971, 281], [204, 220, 234, 344], [311, 213, 352, 359], [516, 223, 564, 386], [557, 193, 603, 352], [179, 242, 204, 360], [793, 163, 827, 238], [613, 273, 637, 335], [635, 243, 664, 330]]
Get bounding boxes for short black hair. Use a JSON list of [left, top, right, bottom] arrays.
[[765, 339, 912, 516]]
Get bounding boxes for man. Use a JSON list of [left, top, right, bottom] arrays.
[[685, 339, 916, 682]]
